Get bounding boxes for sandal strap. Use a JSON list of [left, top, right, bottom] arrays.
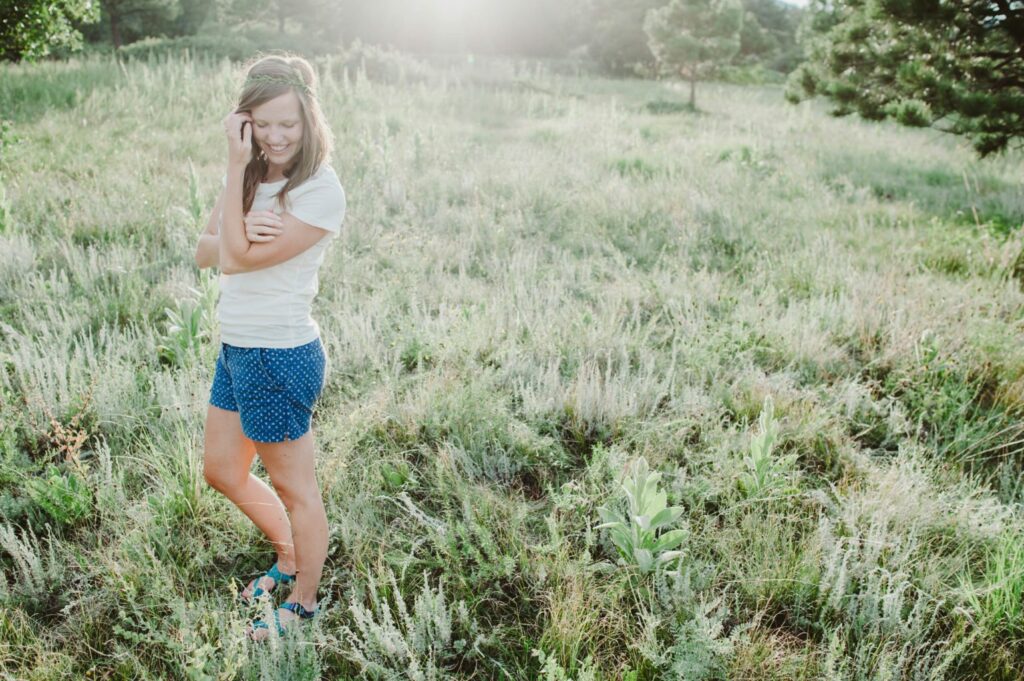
[[249, 561, 296, 599], [250, 603, 314, 639], [266, 562, 296, 583], [280, 601, 317, 619], [249, 615, 286, 638]]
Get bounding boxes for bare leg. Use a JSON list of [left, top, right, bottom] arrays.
[[249, 429, 327, 638], [202, 405, 297, 582]]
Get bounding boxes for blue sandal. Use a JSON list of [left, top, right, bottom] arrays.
[[238, 561, 296, 604], [248, 601, 318, 639]]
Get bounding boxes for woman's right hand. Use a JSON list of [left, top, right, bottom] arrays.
[[244, 210, 284, 243], [223, 111, 253, 168]]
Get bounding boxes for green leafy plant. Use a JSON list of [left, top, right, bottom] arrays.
[[530, 648, 598, 681], [25, 463, 93, 527], [381, 460, 414, 491], [737, 396, 797, 498], [156, 272, 217, 368], [596, 456, 688, 574]]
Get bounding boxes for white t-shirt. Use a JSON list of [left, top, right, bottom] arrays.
[[216, 164, 346, 348]]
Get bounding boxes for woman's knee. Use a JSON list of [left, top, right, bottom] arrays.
[[258, 432, 317, 509], [270, 480, 314, 511], [203, 456, 248, 493]]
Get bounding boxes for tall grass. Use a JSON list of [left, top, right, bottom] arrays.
[[0, 51, 1022, 678]]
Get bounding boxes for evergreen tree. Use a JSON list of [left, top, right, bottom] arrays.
[[787, 0, 1024, 156], [585, 0, 662, 75], [1, 0, 99, 61], [644, 0, 744, 108], [737, 0, 802, 72]]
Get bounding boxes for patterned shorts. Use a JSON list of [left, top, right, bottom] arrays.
[[209, 337, 327, 443]]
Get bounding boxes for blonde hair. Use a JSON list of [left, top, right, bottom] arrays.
[[235, 53, 334, 214]]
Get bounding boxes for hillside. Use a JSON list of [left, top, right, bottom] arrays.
[[0, 54, 1023, 679]]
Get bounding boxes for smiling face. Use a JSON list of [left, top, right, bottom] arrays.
[[249, 90, 304, 176]]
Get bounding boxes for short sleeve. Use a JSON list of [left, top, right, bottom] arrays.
[[285, 166, 346, 235]]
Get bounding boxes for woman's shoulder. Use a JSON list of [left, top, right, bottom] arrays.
[[284, 163, 346, 231], [312, 163, 342, 188], [289, 164, 342, 195]]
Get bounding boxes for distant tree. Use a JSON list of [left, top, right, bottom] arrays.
[[1, 0, 99, 61], [585, 0, 661, 75], [174, 0, 212, 36], [95, 0, 179, 48], [644, 0, 744, 108], [77, 0, 216, 48], [272, 0, 322, 35], [215, 0, 345, 39], [737, 0, 802, 72], [787, 0, 1024, 157]]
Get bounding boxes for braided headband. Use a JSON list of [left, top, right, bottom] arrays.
[[243, 73, 312, 96]]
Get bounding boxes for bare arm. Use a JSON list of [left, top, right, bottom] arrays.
[[219, 113, 311, 274], [194, 187, 226, 269], [220, 210, 330, 275]]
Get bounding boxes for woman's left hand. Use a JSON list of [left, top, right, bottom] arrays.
[[223, 111, 253, 168], [244, 210, 284, 242]]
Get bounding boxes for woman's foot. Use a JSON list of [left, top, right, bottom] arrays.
[[246, 598, 318, 641], [239, 559, 297, 603]]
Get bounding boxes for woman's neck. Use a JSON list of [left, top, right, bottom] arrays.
[[264, 162, 287, 183]]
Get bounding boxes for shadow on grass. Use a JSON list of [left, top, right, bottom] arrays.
[[817, 148, 1023, 236], [642, 99, 704, 116]]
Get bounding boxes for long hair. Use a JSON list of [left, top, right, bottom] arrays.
[[235, 53, 334, 214]]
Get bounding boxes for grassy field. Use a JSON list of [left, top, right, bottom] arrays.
[[1, 52, 1024, 680]]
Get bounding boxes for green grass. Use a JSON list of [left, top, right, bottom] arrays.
[[1, 52, 1023, 679]]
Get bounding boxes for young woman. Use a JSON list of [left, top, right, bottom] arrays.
[[193, 53, 345, 641]]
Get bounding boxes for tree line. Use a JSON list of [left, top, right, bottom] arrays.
[[2, 0, 1022, 155], [3, 0, 802, 74]]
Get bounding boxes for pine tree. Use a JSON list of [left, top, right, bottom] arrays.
[[787, 0, 1024, 157], [737, 0, 803, 73], [644, 0, 744, 109], [585, 0, 662, 75]]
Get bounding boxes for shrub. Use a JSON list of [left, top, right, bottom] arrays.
[[812, 515, 966, 677], [715, 64, 786, 85], [317, 40, 433, 85], [635, 563, 746, 680], [0, 522, 67, 616], [644, 99, 694, 114], [117, 34, 258, 63], [338, 567, 489, 680]]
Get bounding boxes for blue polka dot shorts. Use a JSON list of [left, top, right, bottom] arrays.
[[209, 338, 327, 443]]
